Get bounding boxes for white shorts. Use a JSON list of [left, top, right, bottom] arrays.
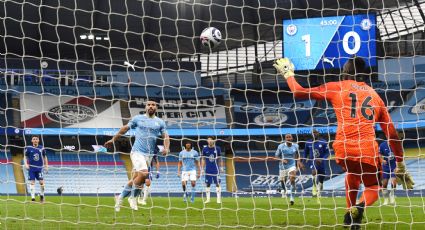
[[279, 166, 297, 180], [181, 170, 197, 182], [130, 152, 152, 171]]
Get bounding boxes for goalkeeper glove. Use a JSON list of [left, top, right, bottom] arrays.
[[395, 161, 415, 190], [273, 58, 295, 79]]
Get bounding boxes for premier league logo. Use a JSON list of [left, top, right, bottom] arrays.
[[46, 104, 95, 124], [286, 24, 297, 36]]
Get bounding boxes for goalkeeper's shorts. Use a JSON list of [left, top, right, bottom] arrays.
[[339, 160, 382, 187]]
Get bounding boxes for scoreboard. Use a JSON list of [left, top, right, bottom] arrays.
[[283, 14, 376, 71]]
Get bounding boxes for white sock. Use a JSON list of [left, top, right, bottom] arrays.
[[206, 187, 211, 200], [390, 189, 395, 199], [216, 186, 221, 201], [382, 188, 388, 199], [30, 184, 35, 199], [40, 184, 45, 196], [143, 186, 150, 201]]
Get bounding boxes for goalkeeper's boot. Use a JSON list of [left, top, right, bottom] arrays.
[[114, 196, 123, 212], [31, 198, 36, 202], [289, 196, 295, 206], [40, 195, 45, 203], [343, 210, 352, 228], [350, 202, 365, 230]]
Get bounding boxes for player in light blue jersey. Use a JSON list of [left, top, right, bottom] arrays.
[[275, 134, 303, 205], [105, 100, 170, 211], [178, 140, 201, 203]]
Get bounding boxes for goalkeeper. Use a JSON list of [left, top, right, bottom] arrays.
[[274, 57, 414, 229]]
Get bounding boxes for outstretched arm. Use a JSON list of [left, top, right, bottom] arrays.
[[104, 125, 130, 148], [274, 58, 335, 100]]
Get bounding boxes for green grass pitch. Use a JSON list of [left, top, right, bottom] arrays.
[[1, 196, 424, 229]]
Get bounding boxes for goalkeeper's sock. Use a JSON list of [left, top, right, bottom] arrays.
[[345, 173, 360, 209], [143, 186, 150, 201], [119, 184, 132, 199], [40, 184, 45, 196], [205, 187, 211, 201], [30, 184, 35, 199], [359, 185, 380, 206]]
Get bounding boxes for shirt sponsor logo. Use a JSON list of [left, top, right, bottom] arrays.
[[46, 104, 95, 124]]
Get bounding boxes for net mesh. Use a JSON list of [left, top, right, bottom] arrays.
[[0, 0, 425, 228]]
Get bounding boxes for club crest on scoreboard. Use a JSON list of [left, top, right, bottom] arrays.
[[286, 24, 297, 36], [254, 113, 288, 125], [46, 104, 96, 124]]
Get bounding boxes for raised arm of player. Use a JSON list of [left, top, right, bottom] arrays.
[[104, 125, 130, 148], [274, 57, 338, 100]]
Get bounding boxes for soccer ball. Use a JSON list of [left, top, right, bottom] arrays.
[[200, 27, 222, 48]]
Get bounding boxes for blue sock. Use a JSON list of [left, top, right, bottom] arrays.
[[191, 187, 195, 199], [119, 184, 132, 199], [134, 187, 142, 197]]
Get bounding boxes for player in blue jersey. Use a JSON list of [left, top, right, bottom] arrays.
[[178, 140, 201, 203], [23, 135, 48, 203], [138, 145, 161, 205], [105, 100, 170, 211], [201, 136, 224, 204], [275, 134, 303, 205], [379, 141, 397, 205], [304, 129, 330, 199]]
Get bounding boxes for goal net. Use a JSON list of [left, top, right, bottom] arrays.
[[1, 0, 425, 229]]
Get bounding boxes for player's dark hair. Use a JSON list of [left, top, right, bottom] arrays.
[[183, 140, 192, 147], [31, 135, 40, 139], [207, 136, 215, 140], [342, 56, 366, 80]]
